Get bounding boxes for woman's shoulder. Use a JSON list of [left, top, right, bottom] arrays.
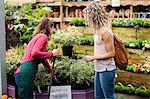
[[34, 33, 48, 40]]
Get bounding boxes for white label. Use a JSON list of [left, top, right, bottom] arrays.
[[50, 85, 72, 99]]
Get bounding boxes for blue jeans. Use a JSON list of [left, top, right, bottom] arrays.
[[94, 69, 116, 99]]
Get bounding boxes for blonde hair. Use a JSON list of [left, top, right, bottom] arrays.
[[84, 2, 111, 31]]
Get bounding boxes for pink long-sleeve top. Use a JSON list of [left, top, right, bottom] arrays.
[[15, 33, 53, 74]]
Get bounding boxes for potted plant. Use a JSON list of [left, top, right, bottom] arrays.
[[53, 57, 94, 99], [71, 18, 86, 26], [53, 12, 60, 18], [53, 27, 82, 57]]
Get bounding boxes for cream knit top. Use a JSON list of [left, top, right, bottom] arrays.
[[94, 29, 116, 72]]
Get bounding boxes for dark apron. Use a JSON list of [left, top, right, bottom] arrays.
[[15, 59, 43, 99]]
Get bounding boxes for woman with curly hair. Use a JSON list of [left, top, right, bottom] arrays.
[[84, 2, 116, 99]]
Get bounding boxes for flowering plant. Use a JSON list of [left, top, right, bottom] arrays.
[[53, 26, 83, 47]]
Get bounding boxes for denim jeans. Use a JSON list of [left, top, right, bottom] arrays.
[[94, 69, 116, 99]]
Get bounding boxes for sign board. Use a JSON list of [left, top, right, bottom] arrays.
[[112, 0, 120, 7], [50, 85, 72, 99]]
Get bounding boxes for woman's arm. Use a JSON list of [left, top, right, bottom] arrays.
[[31, 36, 53, 59], [42, 59, 57, 80], [42, 59, 52, 73]]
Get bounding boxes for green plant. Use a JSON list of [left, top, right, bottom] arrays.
[[6, 46, 24, 75], [34, 64, 51, 88], [112, 20, 127, 27], [142, 20, 150, 27], [53, 57, 94, 90], [4, 2, 20, 20], [53, 27, 82, 47], [70, 60, 94, 89], [111, 20, 150, 27], [142, 40, 150, 49], [115, 84, 150, 97], [79, 36, 94, 46], [20, 3, 33, 18], [33, 4, 52, 19], [126, 65, 137, 72], [71, 18, 86, 26]]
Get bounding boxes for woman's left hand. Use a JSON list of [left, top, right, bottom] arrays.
[[85, 55, 94, 62]]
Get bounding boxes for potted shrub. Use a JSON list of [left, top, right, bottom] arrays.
[[53, 27, 82, 57], [53, 57, 94, 99], [71, 18, 86, 26]]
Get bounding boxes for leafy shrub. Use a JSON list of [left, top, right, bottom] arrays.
[[126, 65, 137, 72], [112, 20, 150, 27], [6, 46, 24, 75], [71, 18, 86, 26], [53, 27, 82, 47], [53, 57, 94, 90], [112, 20, 127, 27], [115, 85, 150, 97], [79, 36, 94, 46]]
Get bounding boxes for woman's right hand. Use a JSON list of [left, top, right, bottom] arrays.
[[52, 49, 59, 56]]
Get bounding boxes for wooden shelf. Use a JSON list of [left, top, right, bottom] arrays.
[[120, 0, 150, 6], [49, 18, 62, 22], [63, 1, 92, 7], [40, 2, 62, 6], [63, 17, 74, 22]]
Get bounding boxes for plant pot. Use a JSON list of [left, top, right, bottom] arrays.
[[62, 46, 73, 57], [53, 12, 59, 18], [7, 85, 94, 99], [72, 88, 94, 99]]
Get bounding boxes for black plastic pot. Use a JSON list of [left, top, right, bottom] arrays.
[[62, 46, 73, 57]]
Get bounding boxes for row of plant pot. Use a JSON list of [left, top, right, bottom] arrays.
[[112, 19, 150, 27], [53, 31, 150, 50], [69, 9, 84, 18], [126, 61, 150, 74], [69, 19, 150, 27], [115, 82, 150, 97], [7, 85, 94, 99], [5, 46, 150, 98], [7, 83, 150, 99]]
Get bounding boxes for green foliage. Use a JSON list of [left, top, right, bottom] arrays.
[[6, 3, 52, 44], [142, 20, 150, 27], [11, 22, 34, 43], [124, 39, 150, 49], [53, 28, 82, 47], [20, 3, 33, 17], [112, 20, 150, 27], [71, 18, 86, 26], [126, 65, 137, 72], [33, 4, 52, 19], [115, 85, 150, 97], [79, 36, 94, 46], [4, 2, 20, 20], [112, 20, 128, 27], [34, 64, 51, 87], [70, 60, 94, 89], [54, 57, 94, 90], [6, 46, 24, 75]]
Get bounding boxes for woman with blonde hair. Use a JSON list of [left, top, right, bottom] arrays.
[[84, 2, 116, 99], [15, 18, 59, 99]]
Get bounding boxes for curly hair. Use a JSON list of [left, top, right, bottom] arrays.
[[84, 2, 111, 31]]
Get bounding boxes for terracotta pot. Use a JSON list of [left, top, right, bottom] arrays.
[[53, 12, 59, 18]]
